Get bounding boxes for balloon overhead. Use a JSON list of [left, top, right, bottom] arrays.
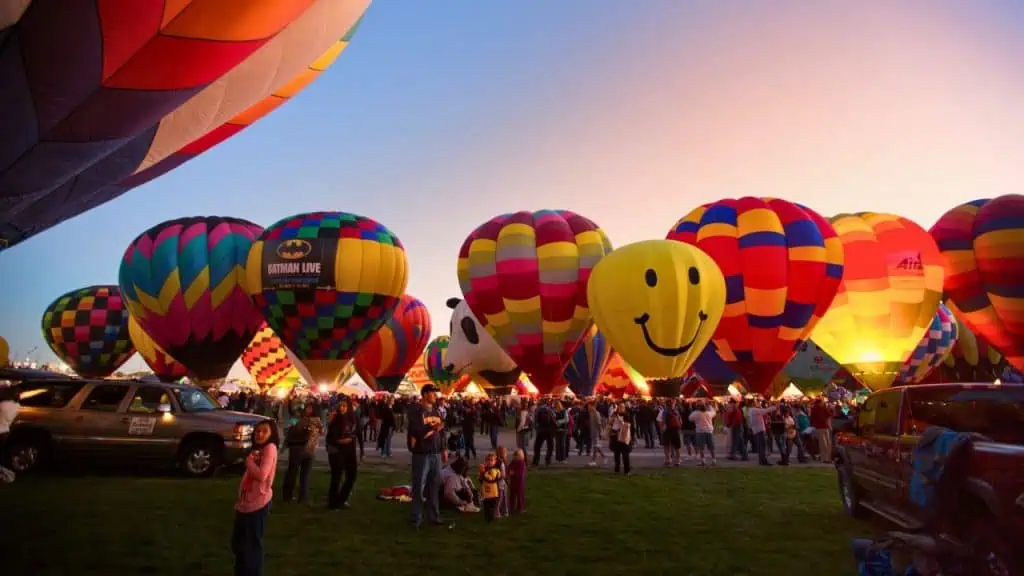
[[127, 315, 189, 382], [241, 324, 299, 389], [457, 210, 613, 394], [930, 195, 1024, 373], [810, 212, 944, 391], [562, 325, 612, 397], [0, 0, 319, 250], [243, 211, 408, 385], [937, 303, 1005, 383], [780, 340, 841, 394], [41, 285, 135, 378], [588, 240, 725, 379], [119, 216, 265, 382], [667, 198, 844, 394], [896, 302, 958, 385], [355, 294, 432, 393]]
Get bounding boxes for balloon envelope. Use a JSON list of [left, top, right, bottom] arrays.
[[780, 340, 841, 394], [667, 198, 844, 395], [562, 325, 612, 397], [423, 336, 471, 390], [457, 210, 613, 394], [896, 302, 958, 384], [355, 294, 432, 393], [119, 216, 265, 382], [41, 285, 135, 378], [595, 353, 649, 398], [588, 240, 725, 379], [243, 211, 408, 384], [935, 302, 1006, 383], [930, 196, 1024, 373], [0, 335, 8, 367], [811, 213, 943, 390], [127, 315, 189, 381], [241, 324, 300, 389]]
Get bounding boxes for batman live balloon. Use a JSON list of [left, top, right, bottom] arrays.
[[41, 285, 135, 378], [355, 294, 432, 392], [810, 213, 943, 391], [127, 315, 189, 382], [457, 210, 613, 395], [119, 216, 266, 383], [667, 198, 844, 395], [0, 0, 357, 250], [243, 212, 408, 388], [930, 195, 1024, 373]]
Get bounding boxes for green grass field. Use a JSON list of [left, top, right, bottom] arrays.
[[3, 466, 867, 576]]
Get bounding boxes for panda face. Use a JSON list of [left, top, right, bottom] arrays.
[[444, 297, 518, 375]]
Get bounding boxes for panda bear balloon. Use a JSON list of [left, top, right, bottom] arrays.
[[445, 297, 521, 391]]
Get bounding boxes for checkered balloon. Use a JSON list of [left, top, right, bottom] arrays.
[[241, 324, 298, 389], [41, 285, 136, 378], [242, 212, 408, 363], [896, 302, 958, 384]]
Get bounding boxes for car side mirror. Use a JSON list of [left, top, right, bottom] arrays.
[[157, 403, 172, 413]]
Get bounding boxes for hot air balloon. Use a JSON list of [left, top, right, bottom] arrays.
[[354, 294, 432, 392], [243, 211, 408, 389], [0, 0, 319, 249], [119, 216, 265, 383], [404, 355, 440, 393], [127, 315, 189, 381], [935, 303, 1006, 383], [810, 213, 944, 391], [4, 1, 372, 249], [457, 210, 613, 395], [690, 347, 742, 395], [41, 285, 135, 377], [423, 336, 472, 394], [595, 353, 649, 398], [0, 335, 10, 367], [588, 240, 726, 379], [779, 340, 841, 395], [667, 198, 844, 395], [241, 324, 300, 389], [895, 302, 958, 384], [680, 377, 713, 398], [562, 325, 612, 397], [930, 196, 1024, 373]]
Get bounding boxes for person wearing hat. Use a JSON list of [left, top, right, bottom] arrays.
[[407, 384, 449, 528]]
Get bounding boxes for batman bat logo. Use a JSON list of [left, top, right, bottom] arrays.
[[276, 239, 312, 260]]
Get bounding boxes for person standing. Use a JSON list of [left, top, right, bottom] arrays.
[[325, 399, 359, 510], [553, 400, 569, 462], [377, 397, 396, 458], [609, 405, 632, 475], [0, 386, 20, 479], [515, 401, 532, 452], [281, 404, 323, 503], [461, 401, 478, 459], [232, 421, 279, 576], [531, 400, 557, 467], [746, 402, 778, 466], [408, 384, 448, 528], [810, 399, 833, 462], [725, 399, 748, 461], [659, 399, 683, 466]]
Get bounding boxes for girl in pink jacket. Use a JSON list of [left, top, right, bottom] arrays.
[[232, 421, 279, 576]]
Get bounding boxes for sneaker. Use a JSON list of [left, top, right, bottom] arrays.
[[710, 459, 717, 467]]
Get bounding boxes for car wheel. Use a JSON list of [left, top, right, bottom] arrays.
[[180, 440, 222, 478], [7, 435, 46, 474], [837, 465, 865, 518]]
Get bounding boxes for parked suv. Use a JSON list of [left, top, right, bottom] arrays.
[[834, 383, 1024, 575], [2, 369, 270, 477]]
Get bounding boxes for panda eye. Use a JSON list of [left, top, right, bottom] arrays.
[[645, 269, 657, 287], [461, 317, 479, 345], [688, 266, 700, 285]]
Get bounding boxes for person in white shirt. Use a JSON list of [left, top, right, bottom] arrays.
[[746, 402, 779, 466], [0, 385, 21, 480], [515, 403, 532, 452], [688, 401, 717, 466]]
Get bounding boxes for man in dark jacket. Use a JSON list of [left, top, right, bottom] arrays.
[[532, 400, 557, 467], [408, 384, 448, 528]]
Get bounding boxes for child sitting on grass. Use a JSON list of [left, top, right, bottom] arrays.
[[507, 448, 527, 515], [478, 452, 503, 523]]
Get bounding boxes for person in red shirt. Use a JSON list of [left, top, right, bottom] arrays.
[[809, 399, 833, 461]]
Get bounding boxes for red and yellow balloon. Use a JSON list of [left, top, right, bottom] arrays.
[[355, 294, 432, 392]]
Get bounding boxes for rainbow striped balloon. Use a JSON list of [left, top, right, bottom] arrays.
[[562, 325, 612, 397], [896, 302, 958, 384], [667, 198, 844, 395], [128, 315, 189, 381], [354, 294, 432, 393], [457, 210, 613, 394], [930, 195, 1024, 373], [119, 216, 265, 382], [423, 336, 467, 387]]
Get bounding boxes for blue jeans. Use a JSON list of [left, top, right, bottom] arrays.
[[232, 502, 270, 576], [410, 453, 443, 525], [377, 428, 393, 457], [729, 426, 748, 459], [753, 431, 769, 464], [489, 425, 499, 449]]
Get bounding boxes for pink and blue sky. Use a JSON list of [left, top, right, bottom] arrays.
[[3, 0, 1024, 372]]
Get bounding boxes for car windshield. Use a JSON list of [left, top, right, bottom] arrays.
[[172, 388, 220, 413]]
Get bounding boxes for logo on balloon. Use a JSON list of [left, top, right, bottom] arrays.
[[276, 239, 313, 260], [888, 251, 923, 275]]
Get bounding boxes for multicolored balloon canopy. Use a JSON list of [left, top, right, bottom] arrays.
[[41, 285, 135, 378], [241, 324, 299, 389], [243, 211, 408, 386], [690, 347, 741, 395], [423, 336, 471, 392], [779, 340, 841, 394], [594, 353, 649, 398], [119, 216, 265, 383], [934, 303, 1005, 383], [457, 210, 613, 395], [355, 294, 432, 392], [127, 315, 189, 382], [810, 212, 944, 391], [930, 195, 1024, 373], [562, 325, 612, 397], [667, 198, 844, 395], [896, 302, 958, 384]]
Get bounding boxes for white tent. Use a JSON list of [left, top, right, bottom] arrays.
[[338, 376, 374, 398], [779, 383, 805, 400]]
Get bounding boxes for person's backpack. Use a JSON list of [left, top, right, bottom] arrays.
[[286, 421, 311, 447], [667, 408, 683, 430]]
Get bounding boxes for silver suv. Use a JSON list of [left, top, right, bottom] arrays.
[[3, 370, 270, 477]]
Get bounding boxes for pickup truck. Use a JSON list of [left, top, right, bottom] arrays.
[[3, 370, 271, 477], [834, 383, 1024, 576]]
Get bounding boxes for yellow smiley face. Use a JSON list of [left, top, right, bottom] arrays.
[[587, 240, 726, 379]]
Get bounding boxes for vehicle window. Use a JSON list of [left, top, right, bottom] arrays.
[[17, 382, 85, 408], [128, 387, 171, 414], [858, 390, 901, 436], [907, 387, 1024, 443], [172, 388, 219, 413], [80, 384, 129, 412]]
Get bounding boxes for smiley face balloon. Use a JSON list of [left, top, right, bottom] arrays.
[[588, 240, 726, 378]]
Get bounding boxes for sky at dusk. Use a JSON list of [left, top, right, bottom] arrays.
[[3, 0, 1024, 374]]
